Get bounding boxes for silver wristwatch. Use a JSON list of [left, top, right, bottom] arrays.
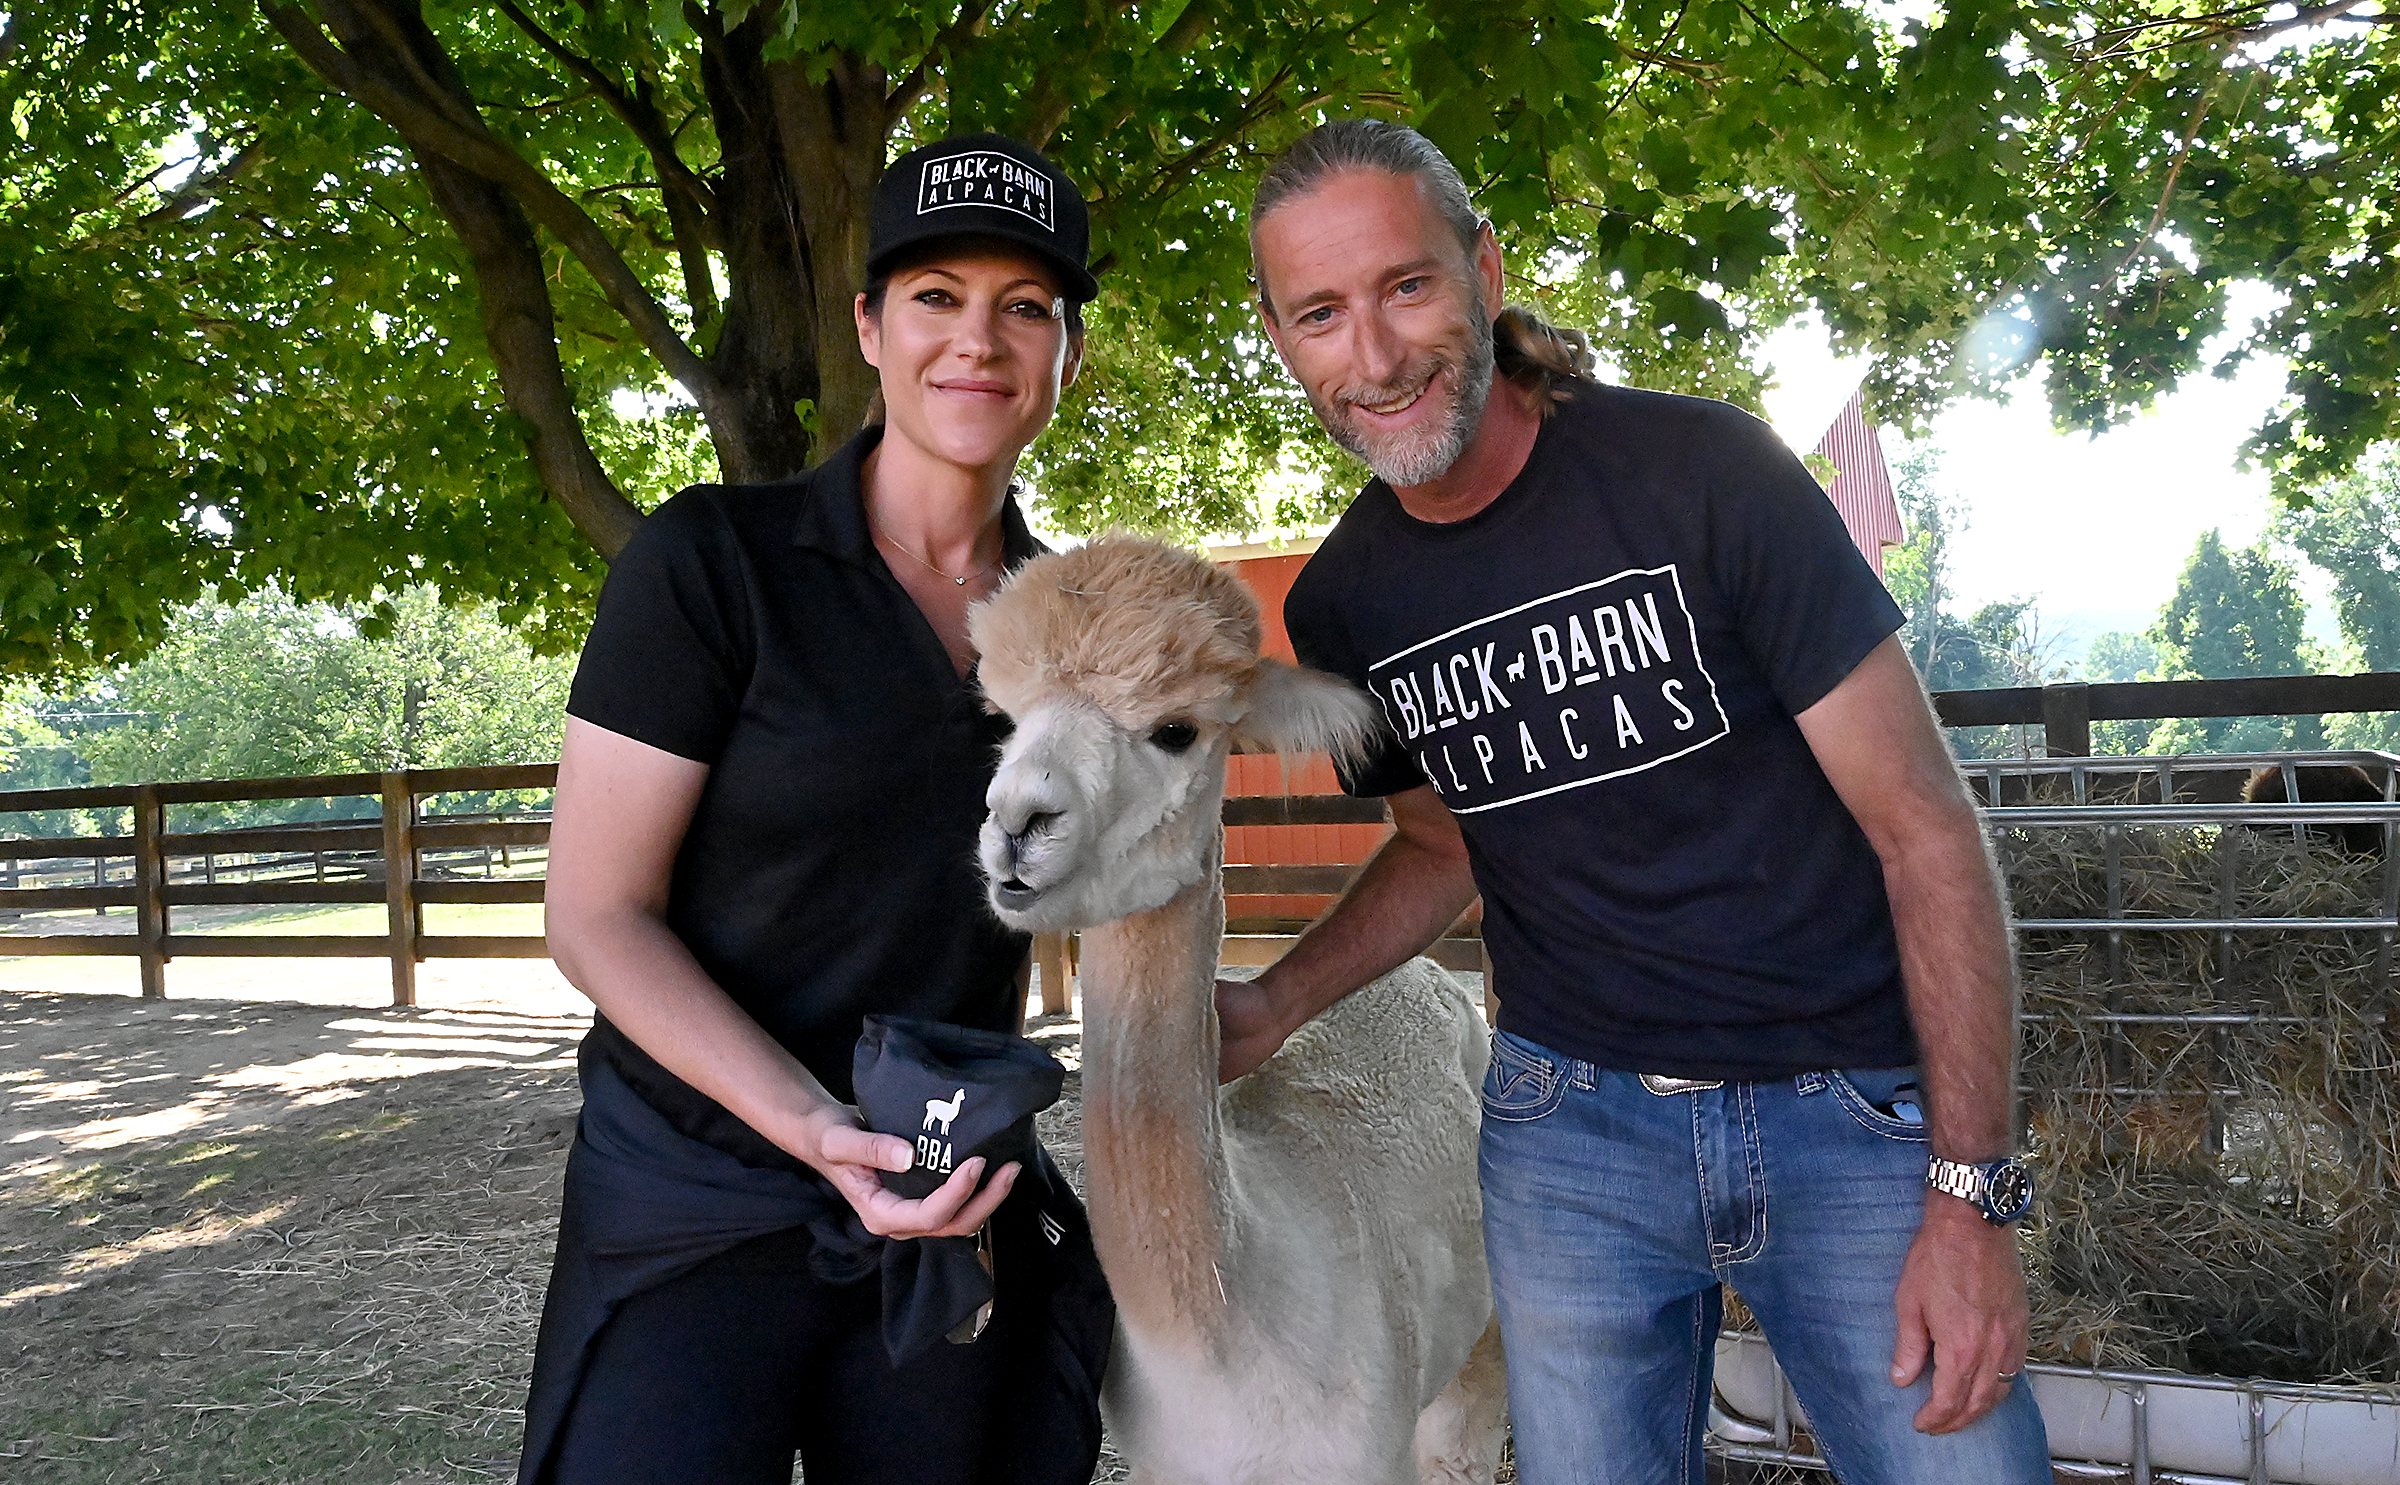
[[1926, 1155, 2035, 1227]]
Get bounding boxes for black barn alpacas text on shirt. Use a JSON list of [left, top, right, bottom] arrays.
[[1367, 565, 1731, 815]]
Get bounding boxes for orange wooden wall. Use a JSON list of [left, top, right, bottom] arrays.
[[1220, 552, 1392, 923]]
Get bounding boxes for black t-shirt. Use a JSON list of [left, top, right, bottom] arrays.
[[1284, 381, 1914, 1080], [565, 427, 1036, 1105]]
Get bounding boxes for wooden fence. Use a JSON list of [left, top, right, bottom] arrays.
[[1932, 671, 2400, 755], [8, 671, 2400, 1007], [0, 764, 553, 1006]]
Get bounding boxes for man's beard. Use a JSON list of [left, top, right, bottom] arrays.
[[1312, 292, 1497, 489]]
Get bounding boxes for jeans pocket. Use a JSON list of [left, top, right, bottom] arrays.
[[1482, 1031, 1566, 1122], [1827, 1067, 1930, 1141]]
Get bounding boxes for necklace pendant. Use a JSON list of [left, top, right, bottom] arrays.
[[954, 574, 967, 585]]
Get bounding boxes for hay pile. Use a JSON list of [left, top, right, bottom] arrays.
[[2001, 816, 2400, 1383]]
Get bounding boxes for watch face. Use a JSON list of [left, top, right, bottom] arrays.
[[1986, 1161, 2035, 1222]]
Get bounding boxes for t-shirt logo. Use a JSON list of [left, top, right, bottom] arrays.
[[1366, 564, 1730, 814], [917, 151, 1056, 231]]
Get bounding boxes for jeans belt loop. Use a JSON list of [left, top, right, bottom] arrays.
[[1639, 1073, 1726, 1095]]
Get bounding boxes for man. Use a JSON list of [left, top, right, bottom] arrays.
[[1222, 119, 2051, 1484]]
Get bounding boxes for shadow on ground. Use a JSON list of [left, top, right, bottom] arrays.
[[0, 993, 1128, 1485], [1, 991, 587, 1484]]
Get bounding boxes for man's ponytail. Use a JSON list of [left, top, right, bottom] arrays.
[[1492, 305, 1596, 417]]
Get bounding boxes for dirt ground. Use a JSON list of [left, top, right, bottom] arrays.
[[0, 973, 1850, 1485], [0, 983, 1120, 1485]]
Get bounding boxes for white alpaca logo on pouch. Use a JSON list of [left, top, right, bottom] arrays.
[[924, 1087, 966, 1135]]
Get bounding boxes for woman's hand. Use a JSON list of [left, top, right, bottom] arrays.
[[797, 1104, 1021, 1240]]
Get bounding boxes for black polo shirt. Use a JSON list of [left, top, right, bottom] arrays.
[[565, 427, 1037, 1107]]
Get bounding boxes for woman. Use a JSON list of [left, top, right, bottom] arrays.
[[518, 134, 1107, 1485]]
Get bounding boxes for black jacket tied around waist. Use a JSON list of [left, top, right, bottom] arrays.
[[517, 1034, 1110, 1485]]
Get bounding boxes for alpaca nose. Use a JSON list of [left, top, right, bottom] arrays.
[[1005, 810, 1064, 861]]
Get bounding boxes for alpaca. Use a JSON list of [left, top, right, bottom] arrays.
[[968, 536, 1506, 1485], [2240, 763, 2389, 857]]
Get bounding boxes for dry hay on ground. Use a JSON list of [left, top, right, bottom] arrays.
[[1997, 820, 2400, 1384]]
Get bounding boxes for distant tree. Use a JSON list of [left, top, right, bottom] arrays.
[[2282, 447, 2400, 672], [1876, 448, 2046, 753], [0, 685, 120, 835], [2282, 447, 2400, 751], [79, 586, 572, 823], [2147, 530, 2321, 754], [2082, 630, 2159, 683], [1882, 447, 1954, 679], [2081, 629, 2162, 752]]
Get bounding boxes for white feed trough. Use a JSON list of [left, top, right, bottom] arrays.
[[1710, 1330, 2400, 1485]]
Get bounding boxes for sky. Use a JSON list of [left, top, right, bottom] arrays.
[[1754, 287, 2332, 668]]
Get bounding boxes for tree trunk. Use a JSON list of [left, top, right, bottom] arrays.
[[267, 1, 901, 555], [693, 14, 884, 482]]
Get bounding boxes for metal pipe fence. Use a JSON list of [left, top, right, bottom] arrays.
[[1708, 750, 2400, 1483]]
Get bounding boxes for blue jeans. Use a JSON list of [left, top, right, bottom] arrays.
[[1479, 1029, 2050, 1485]]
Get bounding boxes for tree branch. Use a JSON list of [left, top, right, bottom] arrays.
[[2082, 0, 2375, 57], [1134, 63, 1297, 208], [415, 144, 645, 556], [1597, 0, 1695, 131], [885, 0, 994, 124], [764, 50, 885, 440], [2110, 72, 2224, 288], [1157, 0, 1217, 54], [491, 0, 721, 239], [260, 0, 717, 402], [135, 139, 270, 227], [1728, 0, 1836, 81]]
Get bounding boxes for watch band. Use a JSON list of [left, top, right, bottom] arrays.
[[1926, 1156, 1985, 1206]]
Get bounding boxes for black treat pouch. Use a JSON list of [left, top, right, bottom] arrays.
[[854, 1016, 1066, 1200]]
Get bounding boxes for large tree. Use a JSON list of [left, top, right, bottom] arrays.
[[4, 1, 2397, 678]]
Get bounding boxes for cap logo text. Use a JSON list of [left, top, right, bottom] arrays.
[[917, 150, 1056, 232]]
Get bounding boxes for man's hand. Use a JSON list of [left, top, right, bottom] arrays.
[[1217, 976, 1293, 1082], [1891, 1197, 2030, 1433], [1209, 785, 1479, 1085]]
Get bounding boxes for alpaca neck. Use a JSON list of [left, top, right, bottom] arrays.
[[1077, 831, 1234, 1352]]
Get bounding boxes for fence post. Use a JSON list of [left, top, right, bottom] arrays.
[[1034, 931, 1071, 1016], [382, 770, 418, 1008], [2041, 683, 2092, 757], [133, 785, 167, 998]]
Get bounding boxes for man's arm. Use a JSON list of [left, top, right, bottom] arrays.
[[1217, 784, 1478, 1081], [1793, 634, 2028, 1435]]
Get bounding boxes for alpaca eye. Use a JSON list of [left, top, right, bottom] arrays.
[[1148, 721, 1199, 754]]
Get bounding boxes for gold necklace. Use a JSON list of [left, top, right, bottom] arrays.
[[872, 524, 998, 587]]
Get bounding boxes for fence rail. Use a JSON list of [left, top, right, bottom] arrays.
[[1931, 670, 2400, 755], [10, 674, 2400, 1004], [0, 765, 557, 1005]]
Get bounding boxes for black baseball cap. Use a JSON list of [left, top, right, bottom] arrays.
[[868, 133, 1098, 304]]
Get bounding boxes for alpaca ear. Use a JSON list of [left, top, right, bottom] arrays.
[[1230, 659, 1380, 768]]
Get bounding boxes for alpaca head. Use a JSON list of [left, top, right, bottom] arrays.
[[971, 535, 1376, 932]]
